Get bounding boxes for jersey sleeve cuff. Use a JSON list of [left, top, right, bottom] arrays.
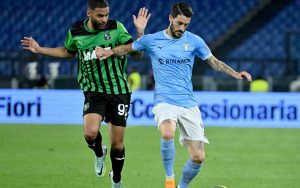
[[66, 49, 77, 54], [124, 38, 133, 45], [202, 53, 212, 60]]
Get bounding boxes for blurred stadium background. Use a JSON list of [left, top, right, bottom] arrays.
[[1, 0, 300, 188], [0, 0, 299, 91]]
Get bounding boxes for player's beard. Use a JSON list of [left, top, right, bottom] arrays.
[[170, 22, 184, 38], [91, 18, 107, 30]]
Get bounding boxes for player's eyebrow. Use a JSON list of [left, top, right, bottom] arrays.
[[177, 20, 189, 26], [97, 13, 109, 16]]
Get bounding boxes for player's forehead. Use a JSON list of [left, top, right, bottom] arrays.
[[91, 7, 110, 15], [173, 15, 191, 24]]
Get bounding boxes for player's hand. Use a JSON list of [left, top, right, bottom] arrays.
[[133, 7, 151, 35], [236, 71, 252, 82], [21, 37, 40, 53], [95, 46, 113, 61]]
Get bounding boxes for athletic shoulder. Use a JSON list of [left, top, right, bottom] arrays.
[[141, 30, 164, 40], [69, 20, 87, 36], [132, 31, 163, 51], [185, 31, 211, 59], [115, 20, 132, 44], [115, 21, 130, 32], [104, 20, 118, 30], [185, 31, 205, 41], [116, 20, 126, 28]]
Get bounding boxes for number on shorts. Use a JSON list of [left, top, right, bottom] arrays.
[[118, 104, 129, 116]]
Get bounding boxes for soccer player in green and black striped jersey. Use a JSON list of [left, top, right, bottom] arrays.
[[21, 0, 151, 187], [64, 13, 132, 95]]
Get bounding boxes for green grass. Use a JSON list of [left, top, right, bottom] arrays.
[[0, 124, 300, 188]]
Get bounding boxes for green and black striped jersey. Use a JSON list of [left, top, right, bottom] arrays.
[[64, 19, 133, 94]]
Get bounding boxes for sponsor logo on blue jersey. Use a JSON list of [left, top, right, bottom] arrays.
[[158, 58, 190, 65]]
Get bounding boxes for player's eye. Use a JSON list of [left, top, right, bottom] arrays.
[[97, 14, 109, 18], [178, 22, 189, 27]]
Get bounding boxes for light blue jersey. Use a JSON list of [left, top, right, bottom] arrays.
[[132, 30, 212, 107]]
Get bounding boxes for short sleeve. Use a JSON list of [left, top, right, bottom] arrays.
[[64, 30, 77, 54], [132, 35, 148, 52], [194, 35, 212, 60], [117, 22, 133, 45]]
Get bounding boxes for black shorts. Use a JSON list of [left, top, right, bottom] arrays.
[[83, 92, 131, 127]]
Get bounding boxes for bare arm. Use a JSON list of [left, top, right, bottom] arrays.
[[21, 37, 75, 59], [113, 44, 136, 56], [206, 55, 252, 81], [95, 43, 135, 60], [35, 46, 75, 58]]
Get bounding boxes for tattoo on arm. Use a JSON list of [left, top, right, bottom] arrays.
[[112, 44, 133, 56], [206, 56, 237, 77], [136, 32, 144, 40], [112, 32, 144, 58]]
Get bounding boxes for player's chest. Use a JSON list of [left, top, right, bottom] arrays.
[[74, 31, 118, 49], [150, 41, 195, 56]]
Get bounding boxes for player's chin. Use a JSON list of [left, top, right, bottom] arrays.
[[175, 32, 183, 38], [97, 26, 105, 30], [97, 24, 106, 30]]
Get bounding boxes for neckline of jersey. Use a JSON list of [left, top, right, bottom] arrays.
[[84, 19, 98, 33]]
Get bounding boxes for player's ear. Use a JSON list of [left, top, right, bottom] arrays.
[[87, 8, 92, 17], [169, 15, 173, 22]]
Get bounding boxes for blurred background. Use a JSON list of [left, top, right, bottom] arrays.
[[0, 0, 299, 92]]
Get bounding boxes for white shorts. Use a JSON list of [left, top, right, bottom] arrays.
[[152, 103, 209, 145]]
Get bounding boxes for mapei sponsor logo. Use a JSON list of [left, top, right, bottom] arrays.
[[83, 47, 111, 61], [158, 58, 190, 65], [0, 96, 41, 117], [199, 99, 298, 121]]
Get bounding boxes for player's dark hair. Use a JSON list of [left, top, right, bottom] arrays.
[[87, 0, 109, 10], [171, 2, 193, 18]]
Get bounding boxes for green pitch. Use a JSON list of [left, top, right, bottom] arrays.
[[0, 124, 300, 188]]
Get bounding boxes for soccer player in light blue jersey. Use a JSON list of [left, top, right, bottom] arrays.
[[96, 2, 252, 188]]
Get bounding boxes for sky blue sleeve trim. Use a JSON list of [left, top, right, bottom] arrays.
[[132, 41, 138, 51], [202, 52, 213, 60]]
